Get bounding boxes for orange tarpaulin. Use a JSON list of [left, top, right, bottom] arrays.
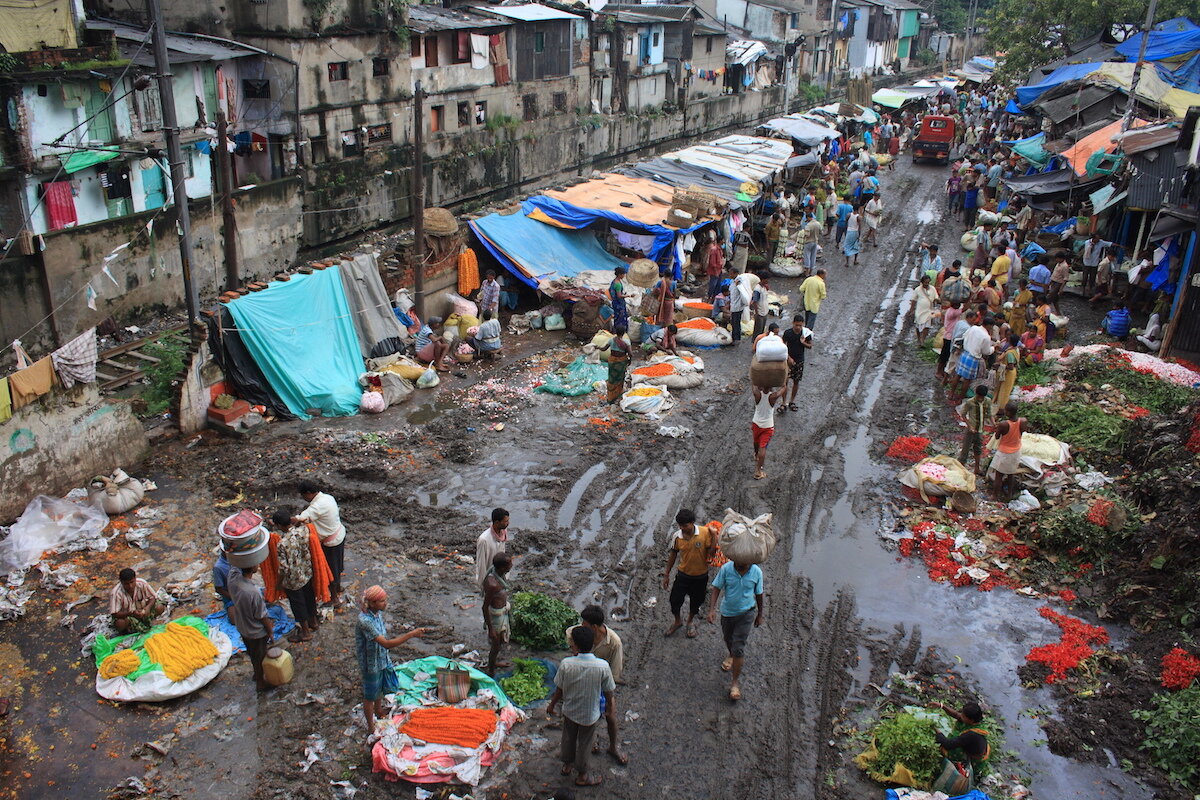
[[543, 174, 716, 228], [1060, 118, 1149, 176]]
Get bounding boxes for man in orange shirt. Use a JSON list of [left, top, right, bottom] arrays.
[[662, 509, 717, 638]]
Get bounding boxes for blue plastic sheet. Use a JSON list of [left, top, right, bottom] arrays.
[[1115, 26, 1200, 61], [1005, 99, 1022, 114], [1015, 63, 1103, 106], [225, 266, 363, 420], [204, 606, 296, 654], [469, 209, 629, 289], [522, 196, 708, 278], [1161, 53, 1200, 92]]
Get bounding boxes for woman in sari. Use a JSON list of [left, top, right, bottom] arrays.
[[994, 334, 1020, 409], [1008, 278, 1033, 336], [652, 268, 677, 326], [609, 266, 629, 331], [1020, 329, 1045, 364], [601, 324, 632, 404]]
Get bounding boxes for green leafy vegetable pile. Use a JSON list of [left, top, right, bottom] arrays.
[[1069, 356, 1198, 414], [1022, 401, 1129, 456], [1133, 685, 1200, 792], [499, 658, 549, 706], [871, 712, 943, 784], [510, 591, 578, 651]]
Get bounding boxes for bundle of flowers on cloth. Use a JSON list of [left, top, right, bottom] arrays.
[[372, 656, 525, 785], [91, 616, 233, 702]]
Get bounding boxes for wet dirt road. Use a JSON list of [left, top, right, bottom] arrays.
[[0, 155, 1155, 799]]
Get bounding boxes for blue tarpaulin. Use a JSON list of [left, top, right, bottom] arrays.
[[1015, 62, 1103, 106], [1005, 98, 1022, 113], [1162, 52, 1200, 92], [1115, 26, 1200, 61], [204, 606, 296, 653], [521, 196, 707, 278], [225, 266, 363, 420], [469, 208, 630, 289]]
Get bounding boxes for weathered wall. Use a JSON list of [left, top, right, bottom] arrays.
[[0, 384, 147, 523], [3, 177, 302, 360]]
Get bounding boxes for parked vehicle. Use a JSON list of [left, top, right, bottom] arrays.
[[912, 115, 955, 164]]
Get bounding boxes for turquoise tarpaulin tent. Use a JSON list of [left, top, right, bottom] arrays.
[[225, 266, 363, 419], [469, 207, 630, 288]]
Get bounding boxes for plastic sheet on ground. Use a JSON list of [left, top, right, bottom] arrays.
[[898, 456, 977, 499], [203, 606, 296, 653], [0, 495, 109, 572], [372, 656, 523, 786], [534, 356, 607, 396], [92, 616, 233, 702], [620, 385, 675, 415], [1017, 433, 1071, 476]]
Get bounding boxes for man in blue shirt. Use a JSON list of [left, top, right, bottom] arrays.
[[547, 626, 616, 786], [1102, 302, 1132, 340], [707, 559, 765, 701], [834, 199, 854, 246], [1028, 257, 1052, 297], [212, 551, 239, 609]]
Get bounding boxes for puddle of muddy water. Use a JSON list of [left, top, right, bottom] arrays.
[[405, 399, 458, 425]]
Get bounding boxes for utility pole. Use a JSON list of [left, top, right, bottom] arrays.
[[963, 0, 979, 68], [411, 80, 426, 321], [215, 112, 239, 291], [145, 0, 199, 327], [824, 0, 839, 102], [1121, 0, 1158, 133]]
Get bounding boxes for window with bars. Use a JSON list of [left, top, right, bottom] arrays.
[[328, 62, 348, 81], [366, 123, 392, 144], [522, 93, 538, 121], [373, 58, 390, 77]]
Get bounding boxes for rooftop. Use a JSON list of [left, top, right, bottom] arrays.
[[88, 18, 260, 66], [407, 5, 510, 33]]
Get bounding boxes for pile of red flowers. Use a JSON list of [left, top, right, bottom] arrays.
[[885, 436, 932, 462], [1160, 648, 1200, 691], [1025, 606, 1109, 684], [1086, 498, 1115, 527], [1057, 589, 1077, 603], [1186, 412, 1200, 454]]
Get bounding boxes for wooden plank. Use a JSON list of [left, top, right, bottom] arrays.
[[129, 352, 161, 364]]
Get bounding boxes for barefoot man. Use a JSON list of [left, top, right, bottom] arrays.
[[482, 552, 513, 675]]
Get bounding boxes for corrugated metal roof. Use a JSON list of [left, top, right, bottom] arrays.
[[694, 21, 728, 36], [1113, 123, 1181, 155], [601, 4, 697, 20], [1128, 145, 1188, 210], [1032, 85, 1117, 124], [474, 4, 583, 22], [408, 6, 509, 33], [88, 19, 258, 65]]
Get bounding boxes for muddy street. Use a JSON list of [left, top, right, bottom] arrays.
[[0, 154, 1160, 800]]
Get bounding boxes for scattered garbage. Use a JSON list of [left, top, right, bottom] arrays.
[[656, 425, 690, 437], [300, 734, 326, 773], [0, 495, 109, 572]]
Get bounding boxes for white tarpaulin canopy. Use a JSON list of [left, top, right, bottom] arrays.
[[760, 114, 841, 145]]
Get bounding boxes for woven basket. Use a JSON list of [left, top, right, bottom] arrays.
[[423, 208, 459, 237]]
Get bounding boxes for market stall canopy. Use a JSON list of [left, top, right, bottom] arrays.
[[1005, 99, 1022, 114], [1162, 52, 1200, 92], [1018, 61, 1200, 116], [1004, 132, 1052, 167], [469, 207, 628, 288], [62, 147, 121, 174], [759, 115, 841, 145], [871, 86, 937, 108], [660, 135, 793, 183], [614, 157, 748, 207], [1088, 184, 1127, 214], [810, 101, 879, 123], [1114, 24, 1200, 61], [1060, 118, 1149, 176], [1001, 169, 1106, 210], [224, 266, 364, 420], [1149, 205, 1198, 241], [727, 39, 768, 65]]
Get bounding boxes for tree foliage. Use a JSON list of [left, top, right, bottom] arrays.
[[984, 0, 1195, 84]]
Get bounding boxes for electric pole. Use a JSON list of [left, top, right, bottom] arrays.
[[215, 112, 239, 291], [411, 80, 426, 321], [1121, 0, 1158, 133], [145, 0, 200, 326], [963, 0, 978, 69]]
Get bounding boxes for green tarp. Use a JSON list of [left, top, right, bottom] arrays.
[[388, 656, 511, 707], [91, 615, 210, 681], [535, 356, 608, 396], [1010, 133, 1052, 167], [226, 266, 363, 419], [62, 147, 121, 174]]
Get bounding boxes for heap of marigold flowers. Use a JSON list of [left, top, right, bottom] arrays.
[[1025, 607, 1109, 684]]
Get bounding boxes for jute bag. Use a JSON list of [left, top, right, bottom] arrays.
[[436, 662, 472, 703]]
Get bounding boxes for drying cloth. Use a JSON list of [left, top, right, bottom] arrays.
[[9, 357, 56, 409], [0, 378, 10, 423], [225, 266, 363, 420], [51, 327, 98, 388], [337, 254, 409, 360], [400, 707, 498, 748], [203, 605, 295, 654], [610, 228, 656, 254], [307, 523, 334, 605], [470, 33, 489, 70], [43, 182, 77, 230]]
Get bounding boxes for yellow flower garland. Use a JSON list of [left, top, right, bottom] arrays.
[[99, 648, 141, 679], [143, 623, 218, 682]]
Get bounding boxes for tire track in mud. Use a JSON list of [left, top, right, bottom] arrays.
[[540, 161, 958, 798]]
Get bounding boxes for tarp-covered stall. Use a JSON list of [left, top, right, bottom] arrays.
[[1001, 169, 1105, 210], [469, 207, 629, 288], [614, 157, 747, 207], [338, 252, 409, 359], [225, 266, 364, 420], [759, 115, 841, 146]]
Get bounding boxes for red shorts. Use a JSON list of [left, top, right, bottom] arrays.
[[751, 423, 774, 450]]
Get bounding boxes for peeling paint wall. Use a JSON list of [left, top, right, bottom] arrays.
[[0, 384, 147, 523]]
